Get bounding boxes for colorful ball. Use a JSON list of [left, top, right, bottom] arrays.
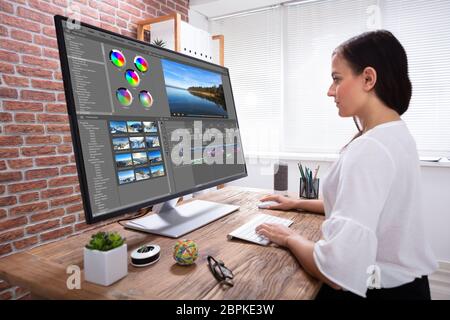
[[173, 239, 198, 265]]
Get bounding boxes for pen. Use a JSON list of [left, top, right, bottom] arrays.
[[298, 162, 306, 180], [313, 165, 320, 180]]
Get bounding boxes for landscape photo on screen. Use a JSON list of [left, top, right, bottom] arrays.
[[161, 59, 228, 118]]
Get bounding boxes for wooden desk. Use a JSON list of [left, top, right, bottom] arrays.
[[0, 186, 324, 299]]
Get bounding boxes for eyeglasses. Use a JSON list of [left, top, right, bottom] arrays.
[[207, 255, 234, 287]]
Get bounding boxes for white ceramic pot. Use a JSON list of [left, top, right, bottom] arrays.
[[84, 244, 128, 286]]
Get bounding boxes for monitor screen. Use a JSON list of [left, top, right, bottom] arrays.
[[54, 16, 247, 224]]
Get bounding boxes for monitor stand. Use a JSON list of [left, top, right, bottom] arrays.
[[124, 197, 240, 238]]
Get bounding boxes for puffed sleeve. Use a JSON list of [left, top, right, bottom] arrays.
[[313, 137, 396, 297]]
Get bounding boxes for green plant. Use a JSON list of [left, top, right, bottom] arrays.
[[151, 38, 166, 48], [85, 231, 125, 251]]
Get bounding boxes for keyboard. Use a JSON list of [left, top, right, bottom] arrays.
[[227, 214, 294, 246]]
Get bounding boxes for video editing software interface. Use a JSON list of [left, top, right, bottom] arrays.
[[59, 20, 246, 220]]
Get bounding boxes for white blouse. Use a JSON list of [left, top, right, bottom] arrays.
[[314, 120, 438, 297]]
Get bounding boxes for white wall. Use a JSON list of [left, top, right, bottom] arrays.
[[227, 156, 450, 263]]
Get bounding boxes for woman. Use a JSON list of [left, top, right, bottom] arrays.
[[256, 30, 438, 300]]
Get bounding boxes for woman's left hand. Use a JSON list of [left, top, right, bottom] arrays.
[[255, 223, 298, 247]]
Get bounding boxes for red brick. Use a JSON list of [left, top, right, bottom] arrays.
[[0, 188, 5, 196], [128, 0, 146, 10], [43, 26, 57, 37], [11, 29, 33, 42], [116, 10, 130, 21], [0, 50, 19, 63], [60, 165, 77, 175], [35, 155, 69, 166], [25, 135, 61, 145], [26, 219, 60, 234], [62, 215, 76, 225], [22, 55, 59, 70], [57, 145, 72, 154], [0, 217, 27, 232], [0, 38, 41, 56], [74, 222, 94, 232], [13, 236, 38, 250], [98, 1, 116, 15], [0, 13, 41, 33], [14, 113, 36, 123], [18, 192, 39, 203], [49, 175, 79, 187], [3, 101, 44, 112], [20, 90, 55, 101], [46, 124, 70, 133], [9, 202, 48, 216], [30, 208, 64, 222], [100, 13, 115, 25], [4, 124, 44, 135], [27, 0, 65, 16], [0, 196, 17, 207], [63, 135, 72, 143], [40, 226, 72, 241], [0, 112, 12, 122], [0, 1, 14, 13], [45, 103, 67, 113], [0, 148, 19, 158], [43, 48, 59, 60], [2, 75, 30, 87], [100, 23, 120, 33], [17, 7, 53, 25], [53, 71, 63, 80], [0, 229, 24, 243], [56, 92, 65, 102], [0, 24, 7, 36], [66, 203, 83, 214], [37, 113, 68, 123], [119, 2, 141, 18], [41, 186, 73, 199], [0, 87, 18, 99], [33, 34, 58, 49], [31, 79, 64, 91], [0, 171, 22, 183], [21, 145, 56, 157], [7, 158, 33, 169], [0, 62, 14, 74], [8, 180, 47, 193], [25, 168, 59, 180], [0, 136, 22, 147], [50, 195, 81, 207], [16, 66, 53, 79], [79, 5, 98, 19], [0, 161, 6, 170], [74, 184, 80, 193]]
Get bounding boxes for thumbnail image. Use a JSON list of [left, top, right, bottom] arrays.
[[115, 153, 132, 168], [118, 169, 135, 184], [148, 150, 162, 163], [161, 59, 228, 118], [109, 121, 127, 134], [127, 121, 143, 133], [150, 164, 165, 177], [135, 167, 150, 181], [132, 152, 148, 166], [129, 136, 145, 149], [143, 121, 158, 133], [145, 136, 160, 148], [112, 137, 130, 151]]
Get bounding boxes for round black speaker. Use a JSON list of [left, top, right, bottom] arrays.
[[274, 162, 288, 192]]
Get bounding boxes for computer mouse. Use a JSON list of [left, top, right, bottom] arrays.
[[257, 201, 279, 209]]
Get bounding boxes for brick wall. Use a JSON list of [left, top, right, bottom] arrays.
[[0, 0, 189, 300]]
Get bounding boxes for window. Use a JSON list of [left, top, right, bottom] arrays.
[[210, 0, 450, 157]]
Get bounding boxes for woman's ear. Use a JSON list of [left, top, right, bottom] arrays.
[[362, 67, 377, 91]]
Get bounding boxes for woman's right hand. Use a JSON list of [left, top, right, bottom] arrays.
[[259, 194, 299, 211]]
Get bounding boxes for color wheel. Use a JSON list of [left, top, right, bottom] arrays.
[[109, 49, 125, 68], [125, 69, 140, 87], [134, 56, 148, 73], [139, 90, 153, 108], [116, 88, 133, 106]]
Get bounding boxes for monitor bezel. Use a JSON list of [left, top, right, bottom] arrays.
[[54, 15, 248, 224]]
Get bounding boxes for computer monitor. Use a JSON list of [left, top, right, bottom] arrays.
[[54, 16, 247, 237]]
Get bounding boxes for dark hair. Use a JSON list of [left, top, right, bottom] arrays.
[[335, 30, 412, 151]]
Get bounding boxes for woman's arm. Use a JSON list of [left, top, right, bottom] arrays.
[[259, 194, 325, 215], [255, 224, 340, 290]]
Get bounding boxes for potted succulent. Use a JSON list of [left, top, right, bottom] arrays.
[[84, 231, 128, 286]]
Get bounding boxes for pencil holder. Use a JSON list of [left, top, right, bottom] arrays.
[[299, 178, 320, 199]]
